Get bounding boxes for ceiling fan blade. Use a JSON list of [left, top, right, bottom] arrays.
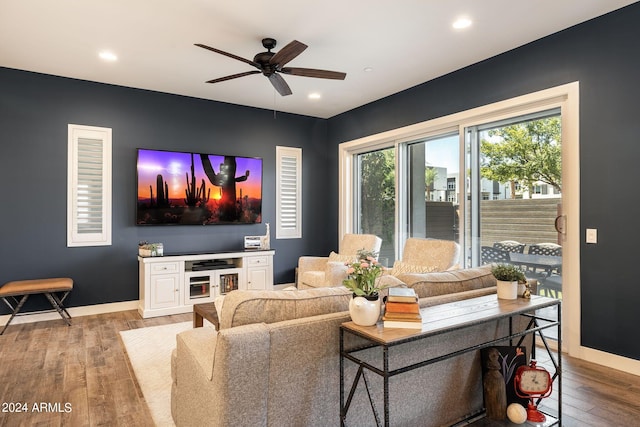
[[268, 73, 292, 96], [269, 40, 307, 67], [281, 67, 346, 80], [206, 70, 261, 84], [195, 43, 260, 69]]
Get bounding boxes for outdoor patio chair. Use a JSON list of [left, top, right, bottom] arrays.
[[493, 240, 526, 253], [527, 242, 562, 275], [528, 243, 562, 256], [481, 246, 511, 264]]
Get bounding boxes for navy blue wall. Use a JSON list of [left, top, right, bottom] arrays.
[[328, 4, 640, 360], [0, 68, 334, 310], [3, 3, 640, 361]]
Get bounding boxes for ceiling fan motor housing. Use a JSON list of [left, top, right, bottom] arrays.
[[253, 51, 277, 76]]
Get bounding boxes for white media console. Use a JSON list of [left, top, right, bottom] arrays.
[[138, 250, 275, 318]]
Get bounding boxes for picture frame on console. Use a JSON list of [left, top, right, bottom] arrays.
[[136, 148, 262, 225]]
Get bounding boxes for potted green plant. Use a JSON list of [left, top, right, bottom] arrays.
[[491, 264, 525, 300], [343, 250, 388, 326]]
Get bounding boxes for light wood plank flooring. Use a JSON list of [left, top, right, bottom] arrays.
[[0, 310, 190, 427], [0, 310, 639, 426]]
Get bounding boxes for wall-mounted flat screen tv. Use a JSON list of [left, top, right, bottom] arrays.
[[136, 148, 262, 225]]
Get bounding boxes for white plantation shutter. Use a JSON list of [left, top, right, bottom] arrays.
[[276, 146, 301, 239], [68, 124, 112, 246]]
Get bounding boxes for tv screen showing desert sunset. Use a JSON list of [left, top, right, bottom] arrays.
[[136, 148, 262, 225]]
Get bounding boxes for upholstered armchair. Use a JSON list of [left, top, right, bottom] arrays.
[[297, 234, 382, 289], [378, 238, 461, 289]]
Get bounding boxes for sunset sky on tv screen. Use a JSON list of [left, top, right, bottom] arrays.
[[137, 149, 262, 202]]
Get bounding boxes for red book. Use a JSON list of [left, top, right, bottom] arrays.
[[385, 301, 420, 314], [383, 311, 422, 321]]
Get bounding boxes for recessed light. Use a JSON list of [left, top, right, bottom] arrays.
[[308, 92, 321, 100], [99, 51, 118, 62], [452, 18, 472, 30]]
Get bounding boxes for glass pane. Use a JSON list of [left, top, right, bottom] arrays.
[[405, 133, 460, 241], [466, 111, 562, 301], [356, 147, 395, 266]]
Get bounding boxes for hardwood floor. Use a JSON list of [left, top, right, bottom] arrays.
[[0, 310, 639, 426], [0, 310, 190, 427]]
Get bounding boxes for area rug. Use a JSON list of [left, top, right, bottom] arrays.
[[120, 322, 192, 427]]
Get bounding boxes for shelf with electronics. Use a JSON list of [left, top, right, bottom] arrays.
[[138, 249, 274, 318]]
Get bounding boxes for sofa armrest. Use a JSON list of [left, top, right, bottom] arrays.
[[177, 327, 218, 380], [175, 324, 271, 427], [323, 261, 349, 287], [297, 256, 329, 286]]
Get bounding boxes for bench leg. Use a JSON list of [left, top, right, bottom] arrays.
[[1, 295, 29, 335], [44, 292, 72, 326]]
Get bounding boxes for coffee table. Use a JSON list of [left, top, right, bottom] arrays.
[[193, 302, 219, 329]]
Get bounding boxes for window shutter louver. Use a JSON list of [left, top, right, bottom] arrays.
[[76, 138, 104, 234], [276, 146, 301, 239], [68, 125, 112, 246]]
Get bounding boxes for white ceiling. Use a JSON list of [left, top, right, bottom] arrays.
[[1, 1, 636, 119]]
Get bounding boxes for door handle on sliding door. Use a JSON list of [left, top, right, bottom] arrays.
[[554, 215, 566, 235]]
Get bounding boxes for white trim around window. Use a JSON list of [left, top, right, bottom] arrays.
[[67, 124, 112, 247]]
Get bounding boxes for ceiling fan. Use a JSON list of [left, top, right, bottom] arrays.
[[195, 38, 346, 96]]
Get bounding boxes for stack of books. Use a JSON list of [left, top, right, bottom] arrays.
[[383, 287, 422, 329]]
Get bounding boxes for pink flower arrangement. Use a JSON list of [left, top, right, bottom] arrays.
[[342, 250, 387, 297]]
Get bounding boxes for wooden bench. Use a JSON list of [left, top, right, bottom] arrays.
[[0, 277, 73, 335]]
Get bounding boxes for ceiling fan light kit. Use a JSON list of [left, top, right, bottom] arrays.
[[195, 38, 346, 96]]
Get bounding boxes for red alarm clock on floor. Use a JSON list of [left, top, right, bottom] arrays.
[[514, 360, 553, 423]]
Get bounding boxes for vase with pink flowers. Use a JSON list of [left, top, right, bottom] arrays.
[[343, 250, 387, 326]]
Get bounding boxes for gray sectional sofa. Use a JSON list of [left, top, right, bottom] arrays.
[[171, 265, 532, 426]]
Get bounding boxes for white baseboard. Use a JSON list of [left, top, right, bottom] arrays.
[[0, 300, 139, 326], [571, 345, 640, 377]]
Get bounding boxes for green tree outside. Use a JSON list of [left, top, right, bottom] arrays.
[[480, 117, 561, 198], [359, 148, 395, 245], [425, 166, 438, 200]]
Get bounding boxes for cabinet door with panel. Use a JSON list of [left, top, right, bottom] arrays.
[[147, 261, 181, 309], [150, 272, 181, 309], [246, 255, 273, 290]]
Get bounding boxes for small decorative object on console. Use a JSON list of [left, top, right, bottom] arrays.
[[506, 403, 527, 424], [491, 264, 525, 300], [245, 223, 271, 250], [138, 241, 164, 257], [514, 360, 553, 423]]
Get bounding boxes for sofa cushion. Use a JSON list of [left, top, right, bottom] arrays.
[[397, 265, 495, 298], [300, 271, 327, 288], [218, 287, 351, 329], [328, 251, 355, 263], [391, 260, 439, 275]]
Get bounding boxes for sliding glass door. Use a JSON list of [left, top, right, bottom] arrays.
[[465, 110, 563, 299], [341, 83, 578, 352]]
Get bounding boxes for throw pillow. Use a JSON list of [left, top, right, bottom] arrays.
[[391, 260, 439, 275], [328, 251, 356, 263]]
